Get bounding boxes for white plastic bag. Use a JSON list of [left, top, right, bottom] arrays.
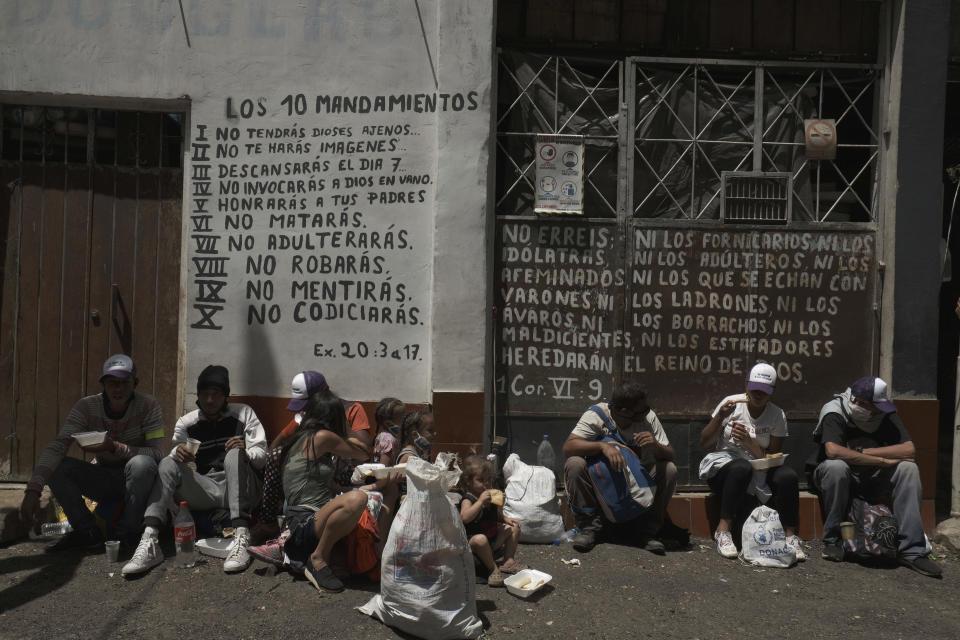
[[358, 453, 482, 639], [501, 453, 564, 543], [740, 505, 796, 568]]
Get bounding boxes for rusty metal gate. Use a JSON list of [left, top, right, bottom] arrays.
[[494, 53, 883, 481], [0, 104, 184, 479]]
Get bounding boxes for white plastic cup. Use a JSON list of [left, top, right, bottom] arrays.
[[105, 540, 121, 562], [184, 438, 201, 455]]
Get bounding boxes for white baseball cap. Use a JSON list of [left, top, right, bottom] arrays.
[[100, 354, 136, 381], [747, 363, 776, 395]]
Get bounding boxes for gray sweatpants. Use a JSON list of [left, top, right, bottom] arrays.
[[144, 448, 262, 528], [814, 458, 926, 557]]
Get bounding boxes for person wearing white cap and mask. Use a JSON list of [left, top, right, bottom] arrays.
[[809, 376, 940, 577], [699, 363, 805, 561], [19, 354, 165, 552]]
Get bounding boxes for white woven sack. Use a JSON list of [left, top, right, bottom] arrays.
[[358, 453, 482, 639], [740, 505, 796, 568]]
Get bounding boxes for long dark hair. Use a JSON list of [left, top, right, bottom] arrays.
[[279, 388, 347, 469]]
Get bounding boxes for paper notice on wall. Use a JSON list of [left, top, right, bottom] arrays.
[[534, 134, 584, 215]]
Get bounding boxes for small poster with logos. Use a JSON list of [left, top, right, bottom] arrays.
[[534, 134, 584, 214]]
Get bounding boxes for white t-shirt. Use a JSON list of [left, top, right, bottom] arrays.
[[571, 402, 669, 468], [709, 393, 788, 459]]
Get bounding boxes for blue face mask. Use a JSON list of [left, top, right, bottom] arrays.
[[414, 432, 432, 452]]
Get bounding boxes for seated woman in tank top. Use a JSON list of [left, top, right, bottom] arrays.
[[280, 388, 371, 594]]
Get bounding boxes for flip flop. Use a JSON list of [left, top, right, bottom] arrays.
[[499, 563, 528, 574]]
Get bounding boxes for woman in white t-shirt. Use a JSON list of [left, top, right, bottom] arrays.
[[698, 363, 804, 561]]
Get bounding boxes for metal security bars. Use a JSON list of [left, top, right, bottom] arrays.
[[1, 106, 183, 168], [496, 53, 622, 217], [496, 52, 882, 224]]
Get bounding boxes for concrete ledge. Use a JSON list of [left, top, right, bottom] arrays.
[[666, 491, 936, 540]]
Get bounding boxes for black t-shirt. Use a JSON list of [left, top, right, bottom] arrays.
[[813, 411, 912, 465]]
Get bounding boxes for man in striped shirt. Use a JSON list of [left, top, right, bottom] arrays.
[[19, 354, 165, 551]]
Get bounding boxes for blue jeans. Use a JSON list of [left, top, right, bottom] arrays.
[[48, 455, 159, 537], [813, 459, 926, 557]]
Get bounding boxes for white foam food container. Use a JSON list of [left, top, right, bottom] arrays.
[[72, 431, 108, 447], [372, 463, 407, 479], [196, 537, 234, 558], [749, 453, 788, 470], [504, 569, 552, 598]]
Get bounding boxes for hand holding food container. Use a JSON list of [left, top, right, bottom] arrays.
[[72, 431, 114, 453]]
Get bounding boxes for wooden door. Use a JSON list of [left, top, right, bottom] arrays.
[[0, 162, 182, 480]]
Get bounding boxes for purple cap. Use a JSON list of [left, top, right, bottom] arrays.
[[850, 376, 896, 413], [746, 363, 776, 395], [285, 370, 328, 411], [100, 354, 136, 381]]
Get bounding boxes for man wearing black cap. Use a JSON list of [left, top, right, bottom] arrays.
[[123, 365, 267, 576], [810, 376, 941, 577], [19, 354, 166, 551]]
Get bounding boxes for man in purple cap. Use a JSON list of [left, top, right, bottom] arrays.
[[19, 354, 165, 551], [810, 376, 941, 577]]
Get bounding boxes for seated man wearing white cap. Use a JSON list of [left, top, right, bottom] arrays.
[[123, 365, 267, 576], [19, 354, 165, 551], [810, 376, 941, 577], [699, 363, 804, 560]]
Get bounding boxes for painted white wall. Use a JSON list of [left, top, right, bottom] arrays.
[[0, 0, 494, 405]]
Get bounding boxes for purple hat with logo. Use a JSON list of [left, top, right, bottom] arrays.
[[850, 376, 896, 413], [746, 363, 776, 395], [100, 354, 136, 381], [286, 370, 329, 411]]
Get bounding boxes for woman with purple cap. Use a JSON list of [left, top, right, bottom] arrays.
[[698, 363, 804, 560]]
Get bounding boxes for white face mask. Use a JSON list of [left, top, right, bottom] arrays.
[[847, 403, 873, 423], [843, 394, 884, 433]]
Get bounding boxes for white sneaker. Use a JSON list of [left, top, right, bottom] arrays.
[[714, 530, 738, 559], [122, 535, 164, 577], [223, 527, 252, 573], [786, 535, 807, 562]]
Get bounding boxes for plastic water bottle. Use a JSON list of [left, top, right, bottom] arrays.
[[553, 527, 579, 545], [173, 501, 196, 568], [536, 434, 557, 473], [41, 521, 72, 536]]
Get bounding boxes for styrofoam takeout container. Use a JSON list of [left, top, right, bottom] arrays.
[[196, 538, 234, 559], [72, 431, 108, 447], [749, 453, 788, 470], [504, 569, 552, 598], [372, 463, 407, 479]]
